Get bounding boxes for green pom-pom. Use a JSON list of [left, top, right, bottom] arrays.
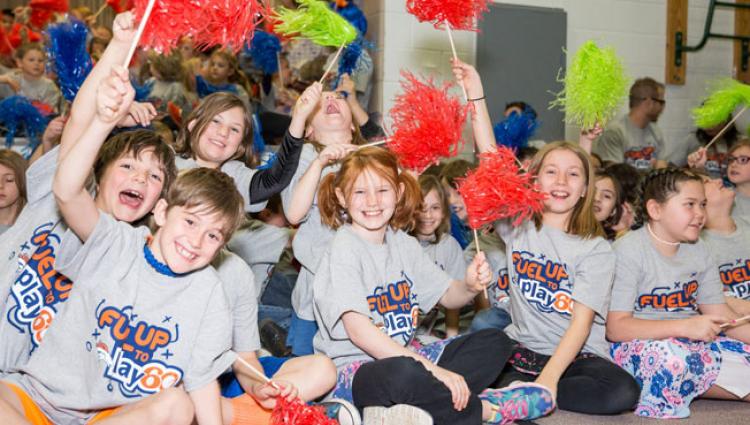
[[693, 78, 750, 129], [550, 41, 629, 129], [275, 0, 358, 47]]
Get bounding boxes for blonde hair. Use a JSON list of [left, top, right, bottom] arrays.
[[318, 147, 421, 232], [209, 49, 253, 93], [0, 149, 27, 220], [166, 168, 244, 240], [412, 174, 450, 242], [529, 141, 603, 238]]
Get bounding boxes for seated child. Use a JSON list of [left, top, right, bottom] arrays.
[[0, 149, 26, 235], [0, 43, 61, 113]]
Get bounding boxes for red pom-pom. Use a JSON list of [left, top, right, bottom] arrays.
[[387, 71, 469, 172], [457, 147, 546, 229], [133, 0, 203, 53], [271, 397, 337, 425], [406, 0, 489, 31], [107, 0, 134, 14], [29, 0, 68, 29], [196, 0, 268, 51]]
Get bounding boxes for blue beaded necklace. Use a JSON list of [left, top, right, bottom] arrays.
[[143, 242, 185, 278]]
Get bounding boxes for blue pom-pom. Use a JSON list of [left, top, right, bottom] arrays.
[[251, 113, 266, 155], [335, 2, 368, 36], [196, 75, 239, 98], [493, 109, 539, 153], [0, 96, 51, 153], [46, 19, 92, 102], [338, 39, 363, 78], [257, 151, 277, 170], [132, 79, 154, 102], [247, 30, 282, 75]]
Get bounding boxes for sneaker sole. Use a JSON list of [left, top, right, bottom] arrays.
[[363, 404, 433, 425]]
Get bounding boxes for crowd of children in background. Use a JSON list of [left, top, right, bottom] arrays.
[[0, 2, 749, 425]]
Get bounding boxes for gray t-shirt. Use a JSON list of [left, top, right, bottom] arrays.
[[4, 213, 235, 424], [419, 234, 466, 281], [662, 133, 702, 168], [593, 114, 666, 171], [701, 219, 750, 301], [610, 227, 726, 320], [464, 230, 510, 310], [496, 220, 615, 358], [2, 72, 62, 113], [213, 250, 260, 353], [732, 191, 750, 221], [227, 221, 289, 296], [174, 156, 266, 213], [281, 143, 340, 320], [0, 224, 9, 236], [146, 78, 196, 115], [0, 147, 70, 373], [313, 225, 451, 369]]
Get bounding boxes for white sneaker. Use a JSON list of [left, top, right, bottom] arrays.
[[319, 398, 361, 425], [363, 404, 433, 425]]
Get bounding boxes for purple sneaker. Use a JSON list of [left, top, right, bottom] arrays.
[[479, 382, 556, 425]]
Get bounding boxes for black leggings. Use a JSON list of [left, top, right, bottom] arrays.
[[351, 329, 512, 425], [497, 354, 640, 414]]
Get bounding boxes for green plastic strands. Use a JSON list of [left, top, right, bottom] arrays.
[[551, 41, 628, 129], [693, 78, 750, 129], [274, 0, 358, 47]]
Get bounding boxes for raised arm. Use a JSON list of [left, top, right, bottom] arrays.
[[53, 67, 134, 241], [451, 59, 496, 154]]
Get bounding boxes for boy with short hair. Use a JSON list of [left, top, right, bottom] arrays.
[[0, 65, 241, 424]]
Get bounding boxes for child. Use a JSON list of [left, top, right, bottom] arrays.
[[606, 162, 642, 235], [439, 159, 473, 249], [279, 89, 367, 356], [594, 169, 624, 240], [411, 175, 467, 337], [0, 64, 240, 424], [174, 87, 317, 214], [607, 168, 750, 418], [683, 119, 737, 178], [0, 43, 62, 113], [701, 178, 750, 316], [453, 58, 640, 415], [0, 12, 176, 375], [726, 139, 750, 219], [198, 48, 252, 105], [466, 229, 513, 333], [313, 147, 554, 425], [145, 50, 196, 116], [0, 149, 26, 235]]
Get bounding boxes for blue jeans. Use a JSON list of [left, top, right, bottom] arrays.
[[258, 304, 292, 330], [469, 307, 512, 332], [287, 313, 317, 356], [220, 356, 290, 397]]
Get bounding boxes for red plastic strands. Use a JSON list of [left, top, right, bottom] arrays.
[[132, 0, 201, 53], [406, 0, 489, 31], [457, 147, 546, 228], [387, 72, 469, 172], [271, 397, 337, 425], [107, 0, 134, 14], [198, 0, 268, 52]]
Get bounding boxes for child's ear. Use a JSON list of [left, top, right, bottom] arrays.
[[152, 199, 169, 227], [14, 58, 21, 68], [335, 187, 347, 208], [305, 125, 314, 140], [645, 199, 662, 221]]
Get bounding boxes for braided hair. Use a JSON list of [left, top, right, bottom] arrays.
[[632, 167, 703, 229]]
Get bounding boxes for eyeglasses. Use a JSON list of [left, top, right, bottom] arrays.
[[727, 155, 750, 165], [650, 97, 666, 105]]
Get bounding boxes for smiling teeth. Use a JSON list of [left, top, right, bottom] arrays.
[[551, 191, 569, 197], [176, 245, 196, 260]]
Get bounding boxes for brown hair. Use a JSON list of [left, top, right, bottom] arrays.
[[633, 167, 703, 229], [166, 168, 244, 240], [529, 141, 604, 238], [209, 49, 253, 93], [175, 92, 252, 165], [629, 77, 664, 108], [728, 138, 750, 156], [94, 129, 177, 198], [439, 159, 474, 189], [14, 43, 43, 61], [412, 174, 450, 242], [318, 147, 421, 231], [148, 50, 186, 83], [594, 169, 624, 239], [0, 149, 27, 219]]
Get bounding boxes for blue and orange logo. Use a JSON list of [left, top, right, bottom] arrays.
[[512, 251, 573, 315], [636, 280, 699, 312], [719, 259, 750, 300], [367, 277, 419, 343]]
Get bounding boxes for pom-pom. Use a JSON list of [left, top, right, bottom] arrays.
[[167, 101, 182, 126], [132, 78, 154, 102], [46, 19, 92, 102], [693, 78, 750, 129], [275, 0, 358, 47], [0, 96, 50, 152], [133, 0, 202, 53], [251, 113, 266, 155], [107, 0, 134, 14], [29, 0, 69, 29], [248, 30, 282, 74], [271, 397, 337, 425], [550, 41, 629, 130], [334, 1, 368, 35], [406, 0, 489, 32], [387, 71, 469, 172], [195, 75, 239, 98], [337, 38, 363, 78], [197, 0, 268, 52], [457, 147, 546, 228], [493, 109, 538, 153]]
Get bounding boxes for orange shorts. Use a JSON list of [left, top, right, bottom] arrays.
[[2, 382, 119, 424]]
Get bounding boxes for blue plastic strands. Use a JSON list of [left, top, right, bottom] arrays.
[[46, 18, 93, 102], [132, 78, 154, 102], [257, 150, 277, 170], [334, 1, 368, 36], [195, 75, 239, 98], [251, 113, 266, 155], [248, 30, 282, 74], [338, 39, 363, 78], [493, 109, 539, 153], [0, 96, 50, 153]]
